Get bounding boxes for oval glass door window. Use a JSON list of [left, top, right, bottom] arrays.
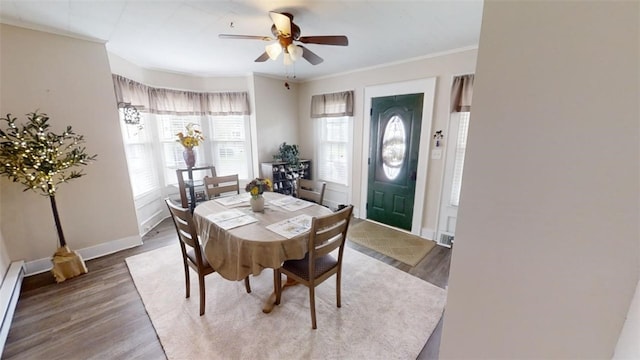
[[381, 115, 406, 179]]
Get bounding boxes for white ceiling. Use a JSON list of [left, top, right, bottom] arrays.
[[0, 1, 483, 81]]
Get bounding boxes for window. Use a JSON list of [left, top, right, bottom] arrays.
[[381, 115, 406, 180], [118, 112, 252, 199], [157, 114, 203, 186], [208, 116, 251, 179], [317, 116, 350, 185], [450, 111, 470, 206], [310, 90, 354, 187], [120, 114, 159, 198]]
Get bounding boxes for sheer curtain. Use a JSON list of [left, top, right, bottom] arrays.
[[311, 90, 354, 186]]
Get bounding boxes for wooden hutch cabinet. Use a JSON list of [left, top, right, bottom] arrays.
[[260, 160, 311, 196]]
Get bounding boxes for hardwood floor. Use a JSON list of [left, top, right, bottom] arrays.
[[3, 218, 451, 360]]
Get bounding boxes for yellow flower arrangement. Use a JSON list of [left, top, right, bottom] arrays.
[[245, 178, 272, 199], [176, 123, 204, 149]]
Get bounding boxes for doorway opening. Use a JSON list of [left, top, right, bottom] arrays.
[[367, 93, 424, 231]]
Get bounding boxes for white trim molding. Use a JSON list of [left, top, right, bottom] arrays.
[[138, 210, 167, 237], [0, 261, 25, 357], [420, 228, 436, 241], [24, 235, 142, 276], [361, 77, 437, 236]]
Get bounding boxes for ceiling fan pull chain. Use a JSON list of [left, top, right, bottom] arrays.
[[285, 62, 296, 80]]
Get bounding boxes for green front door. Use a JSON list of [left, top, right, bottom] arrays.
[[367, 93, 424, 230]]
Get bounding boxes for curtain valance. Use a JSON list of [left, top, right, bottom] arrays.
[[451, 74, 474, 113], [112, 74, 251, 115], [310, 90, 354, 118]]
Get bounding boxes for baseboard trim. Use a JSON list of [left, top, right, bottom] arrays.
[[421, 228, 436, 241], [139, 210, 168, 237], [0, 261, 25, 357], [23, 235, 142, 276]]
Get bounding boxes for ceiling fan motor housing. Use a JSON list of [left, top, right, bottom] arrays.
[[271, 15, 301, 52]]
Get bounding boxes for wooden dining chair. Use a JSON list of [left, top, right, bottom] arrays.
[[296, 178, 326, 206], [203, 174, 240, 199], [165, 199, 251, 316], [274, 204, 354, 329]]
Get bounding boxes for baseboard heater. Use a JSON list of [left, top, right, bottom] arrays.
[[0, 261, 25, 357]]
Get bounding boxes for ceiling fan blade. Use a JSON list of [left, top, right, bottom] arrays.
[[255, 52, 270, 62], [298, 36, 349, 46], [269, 12, 292, 37], [298, 45, 323, 65], [219, 34, 273, 41]]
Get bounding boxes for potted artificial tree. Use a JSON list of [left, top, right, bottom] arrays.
[[0, 112, 97, 282]]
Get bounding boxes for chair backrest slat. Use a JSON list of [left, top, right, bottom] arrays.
[[315, 234, 345, 257], [314, 219, 347, 244], [297, 179, 326, 205], [165, 199, 202, 254], [204, 174, 240, 199], [308, 205, 353, 259]]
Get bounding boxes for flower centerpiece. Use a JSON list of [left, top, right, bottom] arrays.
[[176, 123, 204, 168], [245, 178, 272, 212], [245, 178, 272, 199]]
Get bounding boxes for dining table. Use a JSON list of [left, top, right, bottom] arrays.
[[193, 191, 333, 312]]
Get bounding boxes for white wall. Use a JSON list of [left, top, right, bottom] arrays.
[[298, 49, 477, 231], [614, 277, 640, 358], [440, 1, 639, 358], [0, 24, 140, 268], [252, 75, 300, 169], [108, 53, 250, 92]]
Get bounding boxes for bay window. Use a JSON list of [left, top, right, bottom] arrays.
[[113, 74, 251, 233]]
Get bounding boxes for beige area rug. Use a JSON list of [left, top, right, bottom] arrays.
[[126, 244, 447, 359], [347, 221, 437, 266]]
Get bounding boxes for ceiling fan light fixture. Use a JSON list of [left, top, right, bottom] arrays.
[[287, 44, 303, 61], [265, 42, 282, 60], [220, 11, 347, 66], [283, 52, 293, 65]]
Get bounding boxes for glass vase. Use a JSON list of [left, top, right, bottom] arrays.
[[183, 148, 196, 168]]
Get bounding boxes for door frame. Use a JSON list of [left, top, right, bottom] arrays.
[[361, 78, 436, 236]]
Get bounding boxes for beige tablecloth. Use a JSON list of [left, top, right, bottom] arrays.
[[194, 192, 332, 281]]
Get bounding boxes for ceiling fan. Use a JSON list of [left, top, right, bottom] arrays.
[[219, 11, 349, 66]]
